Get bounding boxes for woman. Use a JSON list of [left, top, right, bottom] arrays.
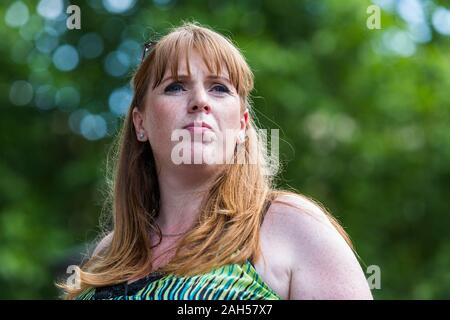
[[61, 21, 372, 300]]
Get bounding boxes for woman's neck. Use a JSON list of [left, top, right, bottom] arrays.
[[154, 165, 221, 234]]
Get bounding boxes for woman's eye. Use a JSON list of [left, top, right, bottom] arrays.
[[164, 82, 186, 93], [212, 84, 230, 93]]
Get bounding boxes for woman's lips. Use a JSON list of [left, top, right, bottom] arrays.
[[182, 121, 213, 131], [184, 126, 211, 133], [181, 122, 216, 143]]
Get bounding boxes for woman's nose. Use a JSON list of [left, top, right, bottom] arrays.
[[188, 87, 211, 113]]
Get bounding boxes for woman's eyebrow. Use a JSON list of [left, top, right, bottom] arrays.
[[160, 74, 232, 85], [206, 75, 232, 84], [160, 74, 190, 84]]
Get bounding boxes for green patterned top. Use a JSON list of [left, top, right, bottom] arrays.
[[75, 259, 282, 300]]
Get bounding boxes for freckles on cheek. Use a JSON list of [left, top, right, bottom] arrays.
[[220, 105, 242, 130], [146, 99, 180, 138], [146, 98, 169, 124]]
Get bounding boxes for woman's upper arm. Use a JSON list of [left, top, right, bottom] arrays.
[[271, 195, 373, 300]]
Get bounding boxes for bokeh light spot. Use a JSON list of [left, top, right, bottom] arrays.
[[102, 0, 137, 14], [78, 33, 104, 59], [37, 0, 64, 20], [432, 7, 450, 36], [80, 114, 108, 140], [55, 87, 80, 112], [9, 80, 33, 106], [104, 51, 130, 77], [108, 86, 132, 116], [35, 85, 55, 110], [5, 1, 29, 28], [52, 45, 79, 71]]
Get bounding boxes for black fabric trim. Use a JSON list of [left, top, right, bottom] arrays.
[[93, 272, 165, 299]]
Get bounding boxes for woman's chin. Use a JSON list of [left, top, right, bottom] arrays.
[[169, 142, 231, 166], [189, 146, 219, 165]]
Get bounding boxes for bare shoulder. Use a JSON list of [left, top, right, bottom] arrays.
[[266, 193, 336, 234], [265, 193, 373, 300]]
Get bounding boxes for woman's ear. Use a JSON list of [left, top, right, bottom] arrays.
[[132, 107, 147, 141], [238, 108, 249, 144], [241, 108, 249, 128]]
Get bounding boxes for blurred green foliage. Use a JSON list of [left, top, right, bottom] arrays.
[[0, 0, 449, 299]]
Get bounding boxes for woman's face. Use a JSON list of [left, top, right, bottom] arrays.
[[133, 49, 249, 171]]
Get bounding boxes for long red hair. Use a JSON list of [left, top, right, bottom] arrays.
[[58, 21, 352, 299]]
